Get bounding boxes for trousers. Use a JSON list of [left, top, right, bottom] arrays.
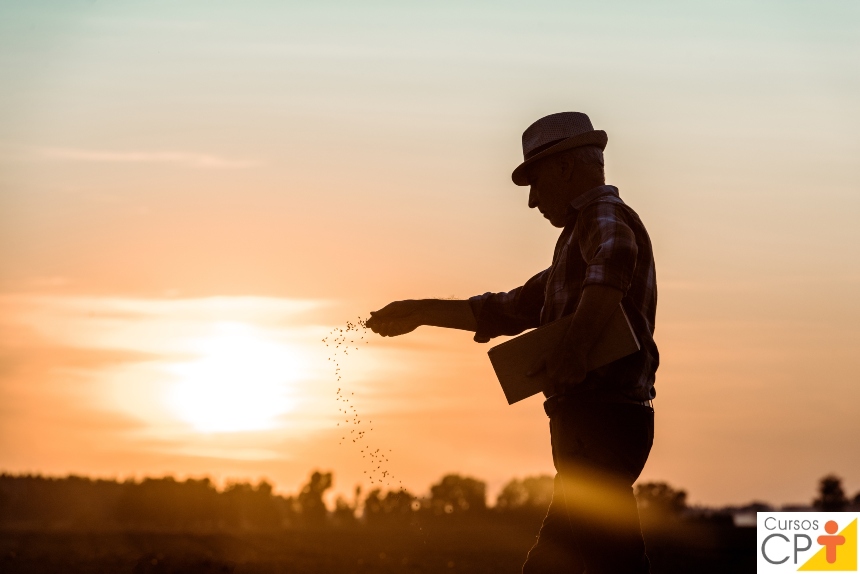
[[522, 397, 654, 574]]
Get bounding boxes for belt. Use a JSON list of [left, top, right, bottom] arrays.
[[543, 394, 653, 417]]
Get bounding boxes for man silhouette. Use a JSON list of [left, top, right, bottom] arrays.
[[366, 112, 658, 573]]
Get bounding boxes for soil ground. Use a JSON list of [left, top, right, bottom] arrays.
[[0, 520, 755, 573]]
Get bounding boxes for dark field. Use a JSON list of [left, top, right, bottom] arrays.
[[1, 520, 754, 574], [0, 473, 758, 572]]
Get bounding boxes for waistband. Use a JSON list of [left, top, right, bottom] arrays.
[[543, 393, 653, 417]]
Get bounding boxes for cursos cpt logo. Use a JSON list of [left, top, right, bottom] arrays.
[[757, 512, 858, 572]]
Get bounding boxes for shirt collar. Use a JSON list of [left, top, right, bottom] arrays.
[[569, 184, 619, 211]]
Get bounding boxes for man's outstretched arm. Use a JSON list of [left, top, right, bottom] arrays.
[[366, 299, 477, 337]]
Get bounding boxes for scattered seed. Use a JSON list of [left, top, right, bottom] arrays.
[[324, 317, 400, 491]]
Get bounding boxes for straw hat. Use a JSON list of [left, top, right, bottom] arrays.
[[511, 112, 607, 186]]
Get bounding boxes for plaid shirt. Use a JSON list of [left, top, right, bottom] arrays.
[[469, 185, 658, 401]]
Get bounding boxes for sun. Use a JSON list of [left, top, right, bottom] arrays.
[[167, 322, 303, 433]]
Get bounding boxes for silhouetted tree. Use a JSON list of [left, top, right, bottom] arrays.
[[0, 474, 124, 526], [297, 471, 333, 526], [222, 480, 282, 529], [0, 483, 8, 515], [496, 476, 554, 513], [363, 488, 416, 524], [332, 486, 361, 526], [634, 482, 687, 519], [429, 474, 486, 516], [814, 474, 848, 511], [116, 476, 222, 529], [2, 473, 298, 530]]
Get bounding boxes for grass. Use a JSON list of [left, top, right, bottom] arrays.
[[0, 518, 754, 573]]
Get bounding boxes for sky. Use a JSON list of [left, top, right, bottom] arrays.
[[1, 0, 859, 507]]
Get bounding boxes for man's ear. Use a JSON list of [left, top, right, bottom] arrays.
[[557, 156, 576, 181]]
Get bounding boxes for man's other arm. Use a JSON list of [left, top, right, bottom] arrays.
[[530, 284, 623, 395], [530, 202, 638, 393], [366, 299, 476, 337]]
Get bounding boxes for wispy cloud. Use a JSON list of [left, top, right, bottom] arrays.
[[0, 294, 339, 457], [35, 147, 262, 169]]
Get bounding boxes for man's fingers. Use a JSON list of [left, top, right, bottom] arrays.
[[379, 322, 400, 336], [372, 321, 394, 335], [367, 317, 417, 337], [370, 302, 414, 322], [548, 357, 576, 384], [526, 357, 546, 377], [367, 301, 423, 337], [367, 305, 404, 329]]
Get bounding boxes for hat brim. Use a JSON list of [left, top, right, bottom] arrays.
[[511, 130, 608, 186]]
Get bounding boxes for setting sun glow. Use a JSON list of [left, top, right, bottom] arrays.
[[166, 323, 302, 433], [1, 0, 858, 510]]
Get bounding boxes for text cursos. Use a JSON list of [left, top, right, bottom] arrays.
[[764, 517, 819, 531]]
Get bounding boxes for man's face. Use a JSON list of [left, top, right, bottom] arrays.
[[526, 157, 573, 228]]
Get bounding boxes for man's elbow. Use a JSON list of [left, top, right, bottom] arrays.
[[581, 284, 625, 308]]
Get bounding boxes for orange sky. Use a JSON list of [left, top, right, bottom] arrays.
[[1, 1, 859, 507]]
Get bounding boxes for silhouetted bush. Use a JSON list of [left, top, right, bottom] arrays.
[[0, 473, 124, 526], [3, 467, 848, 547], [221, 480, 283, 529], [635, 482, 687, 520], [0, 469, 773, 572], [496, 475, 554, 515], [429, 474, 486, 516], [296, 471, 332, 526], [0, 472, 308, 530], [331, 485, 361, 527], [117, 477, 221, 529], [363, 487, 416, 524], [814, 474, 848, 511]]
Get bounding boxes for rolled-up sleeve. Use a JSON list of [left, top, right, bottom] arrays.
[[579, 203, 638, 293], [469, 268, 549, 343]]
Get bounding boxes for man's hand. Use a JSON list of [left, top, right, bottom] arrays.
[[525, 284, 624, 396], [367, 299, 477, 337], [527, 342, 588, 396], [366, 300, 426, 337]]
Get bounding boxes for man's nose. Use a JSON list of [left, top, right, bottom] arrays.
[[528, 187, 538, 209]]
